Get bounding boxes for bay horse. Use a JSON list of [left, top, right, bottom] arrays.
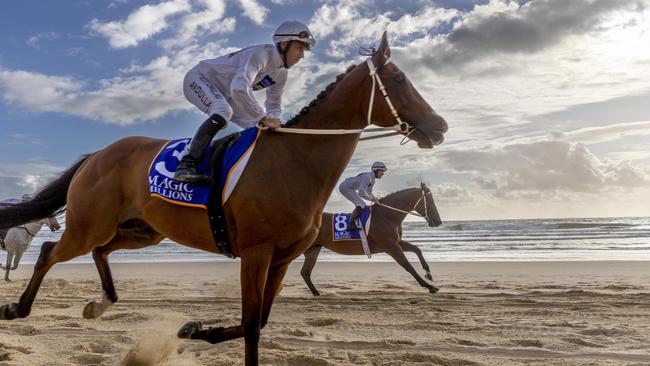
[[0, 32, 447, 366], [301, 183, 441, 296], [0, 215, 61, 282]]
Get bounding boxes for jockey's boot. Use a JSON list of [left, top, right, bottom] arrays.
[[174, 114, 227, 184], [347, 206, 363, 231]]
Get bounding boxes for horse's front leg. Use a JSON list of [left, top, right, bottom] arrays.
[[178, 244, 273, 366], [399, 240, 433, 280], [385, 243, 438, 294]]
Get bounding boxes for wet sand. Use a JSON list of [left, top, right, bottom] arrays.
[[1, 260, 649, 365]]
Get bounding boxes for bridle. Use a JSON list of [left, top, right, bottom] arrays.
[[375, 188, 434, 224]]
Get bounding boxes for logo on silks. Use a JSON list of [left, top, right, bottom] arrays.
[[255, 75, 276, 90], [148, 139, 212, 208], [332, 207, 372, 241]]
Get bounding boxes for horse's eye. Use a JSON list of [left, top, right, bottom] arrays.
[[395, 73, 405, 83]]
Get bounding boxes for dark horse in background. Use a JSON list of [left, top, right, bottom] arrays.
[[0, 32, 447, 366], [301, 183, 442, 296]]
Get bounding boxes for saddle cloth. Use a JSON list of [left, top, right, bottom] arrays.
[[148, 127, 261, 208], [331, 206, 372, 241]]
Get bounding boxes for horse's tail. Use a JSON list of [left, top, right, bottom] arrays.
[[0, 154, 93, 230]]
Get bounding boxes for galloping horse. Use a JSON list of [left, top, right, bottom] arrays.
[[0, 32, 447, 365], [301, 183, 441, 296], [0, 216, 61, 281]]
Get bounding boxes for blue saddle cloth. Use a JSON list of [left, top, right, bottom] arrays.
[[331, 206, 372, 241], [148, 127, 260, 209]]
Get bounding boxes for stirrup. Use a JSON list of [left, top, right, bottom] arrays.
[[174, 169, 213, 184], [347, 221, 361, 231]]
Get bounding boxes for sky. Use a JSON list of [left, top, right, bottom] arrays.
[[1, 0, 649, 220]]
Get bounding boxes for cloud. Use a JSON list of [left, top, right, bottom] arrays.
[[309, 1, 458, 57], [437, 140, 650, 193], [0, 40, 232, 124], [0, 162, 65, 200], [421, 0, 641, 70], [88, 0, 191, 48], [237, 0, 269, 25], [554, 120, 650, 145], [26, 32, 60, 48], [160, 0, 236, 49]]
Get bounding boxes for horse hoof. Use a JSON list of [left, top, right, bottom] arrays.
[[177, 321, 202, 339], [0, 303, 19, 320], [425, 273, 433, 281], [429, 287, 439, 295], [82, 301, 103, 319]]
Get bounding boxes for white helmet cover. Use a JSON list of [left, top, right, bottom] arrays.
[[371, 161, 387, 171], [273, 21, 316, 49]]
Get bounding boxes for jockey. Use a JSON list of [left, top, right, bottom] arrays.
[[174, 21, 316, 183], [338, 161, 387, 231]]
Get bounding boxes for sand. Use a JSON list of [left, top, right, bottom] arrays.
[[1, 260, 650, 366]]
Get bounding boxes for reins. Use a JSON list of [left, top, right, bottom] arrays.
[[375, 189, 433, 222], [258, 57, 416, 144]]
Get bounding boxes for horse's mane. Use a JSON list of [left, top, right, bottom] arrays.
[[284, 64, 357, 127]]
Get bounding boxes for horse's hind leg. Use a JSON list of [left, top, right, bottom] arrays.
[[84, 230, 163, 319], [300, 246, 322, 296], [11, 250, 24, 270], [2, 251, 14, 282], [399, 240, 433, 280], [0, 215, 118, 320], [385, 243, 439, 294]]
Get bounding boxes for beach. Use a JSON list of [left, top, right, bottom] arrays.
[[1, 260, 649, 366]]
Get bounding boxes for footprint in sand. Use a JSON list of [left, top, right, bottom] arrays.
[[304, 318, 340, 326], [70, 353, 109, 365], [286, 354, 329, 366], [101, 312, 151, 322]]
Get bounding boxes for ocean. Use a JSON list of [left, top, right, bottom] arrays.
[[5, 216, 650, 264]]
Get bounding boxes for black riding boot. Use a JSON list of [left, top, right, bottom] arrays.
[[347, 206, 363, 231], [174, 114, 227, 184]]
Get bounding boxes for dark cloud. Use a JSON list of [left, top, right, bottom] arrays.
[[406, 0, 644, 72]]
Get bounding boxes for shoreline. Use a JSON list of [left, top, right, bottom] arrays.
[[7, 260, 650, 282]]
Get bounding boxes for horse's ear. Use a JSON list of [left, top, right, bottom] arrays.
[[420, 182, 426, 190], [372, 31, 390, 65]]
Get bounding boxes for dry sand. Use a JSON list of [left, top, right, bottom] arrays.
[[1, 260, 650, 366]]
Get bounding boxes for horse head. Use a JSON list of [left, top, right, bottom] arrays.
[[417, 182, 442, 227], [44, 216, 61, 232], [365, 31, 448, 148]]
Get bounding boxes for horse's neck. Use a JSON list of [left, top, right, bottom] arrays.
[[24, 221, 43, 234], [379, 189, 419, 222], [263, 69, 370, 205]]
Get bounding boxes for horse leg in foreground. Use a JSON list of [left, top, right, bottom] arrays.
[[178, 245, 289, 365], [385, 243, 438, 294], [300, 246, 323, 296], [399, 240, 434, 281]]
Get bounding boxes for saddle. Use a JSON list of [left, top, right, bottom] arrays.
[[149, 128, 262, 258]]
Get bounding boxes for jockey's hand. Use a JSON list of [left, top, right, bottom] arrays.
[[372, 197, 380, 203], [259, 116, 281, 129]]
